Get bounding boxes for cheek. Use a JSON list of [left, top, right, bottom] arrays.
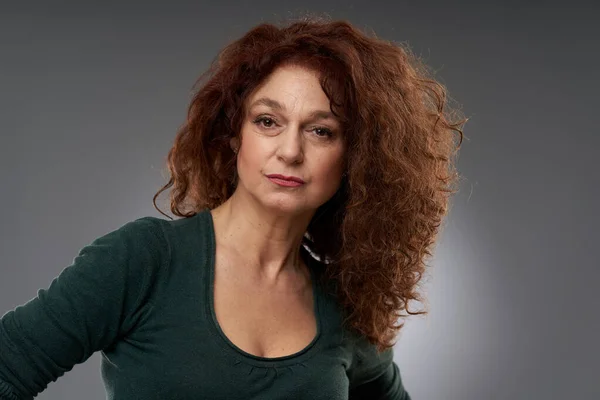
[[237, 136, 269, 179], [323, 148, 345, 175], [312, 154, 345, 187]]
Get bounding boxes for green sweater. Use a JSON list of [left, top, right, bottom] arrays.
[[0, 209, 411, 399]]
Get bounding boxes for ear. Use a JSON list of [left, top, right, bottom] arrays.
[[230, 137, 239, 153]]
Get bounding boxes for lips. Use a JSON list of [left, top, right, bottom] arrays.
[[266, 174, 305, 184]]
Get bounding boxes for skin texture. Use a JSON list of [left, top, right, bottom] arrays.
[[209, 64, 346, 358]]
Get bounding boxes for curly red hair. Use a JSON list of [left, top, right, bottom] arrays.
[[153, 15, 466, 352]]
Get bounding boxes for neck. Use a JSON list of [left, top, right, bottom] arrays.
[[210, 191, 314, 285]]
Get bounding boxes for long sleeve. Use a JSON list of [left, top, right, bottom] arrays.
[[0, 217, 168, 400], [347, 336, 411, 400]]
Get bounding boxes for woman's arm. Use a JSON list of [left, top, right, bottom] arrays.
[[347, 337, 411, 400], [0, 217, 167, 399]]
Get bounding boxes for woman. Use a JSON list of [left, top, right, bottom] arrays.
[[0, 16, 464, 400]]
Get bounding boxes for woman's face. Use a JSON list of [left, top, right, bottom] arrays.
[[232, 64, 346, 217]]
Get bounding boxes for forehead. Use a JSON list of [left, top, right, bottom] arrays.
[[246, 65, 331, 111]]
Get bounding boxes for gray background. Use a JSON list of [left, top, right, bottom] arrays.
[[1, 1, 598, 399]]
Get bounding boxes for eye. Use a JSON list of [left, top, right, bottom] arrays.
[[253, 116, 278, 129], [311, 127, 334, 138], [253, 115, 335, 139]]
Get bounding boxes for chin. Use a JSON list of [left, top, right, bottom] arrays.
[[262, 201, 308, 216], [257, 195, 313, 216], [261, 193, 337, 217]]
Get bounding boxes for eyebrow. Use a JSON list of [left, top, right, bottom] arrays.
[[248, 97, 337, 121]]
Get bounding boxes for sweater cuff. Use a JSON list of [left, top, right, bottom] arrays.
[[0, 380, 21, 400]]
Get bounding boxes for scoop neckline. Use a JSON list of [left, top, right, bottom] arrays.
[[200, 209, 323, 368]]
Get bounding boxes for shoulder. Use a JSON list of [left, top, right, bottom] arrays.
[[95, 215, 169, 256], [117, 215, 168, 240], [107, 210, 213, 267], [72, 215, 172, 280], [104, 210, 207, 252]]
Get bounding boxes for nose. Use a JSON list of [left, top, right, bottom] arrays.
[[276, 125, 304, 164]]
